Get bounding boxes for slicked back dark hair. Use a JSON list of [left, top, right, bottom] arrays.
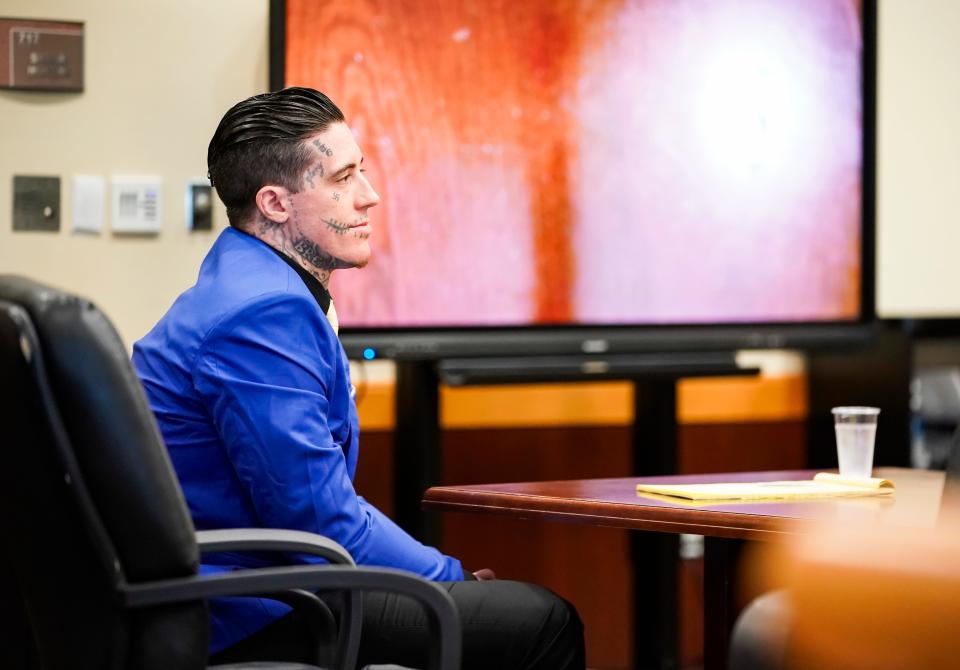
[[207, 87, 345, 227]]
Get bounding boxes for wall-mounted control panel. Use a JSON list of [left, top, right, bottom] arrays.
[[111, 176, 162, 234], [0, 18, 84, 92]]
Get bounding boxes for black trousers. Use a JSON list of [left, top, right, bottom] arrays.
[[209, 579, 585, 670]]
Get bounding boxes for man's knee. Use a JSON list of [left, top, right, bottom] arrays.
[[539, 587, 583, 648], [477, 580, 581, 633], [490, 582, 584, 669]]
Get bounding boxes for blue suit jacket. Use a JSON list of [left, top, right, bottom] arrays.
[[133, 227, 463, 652]]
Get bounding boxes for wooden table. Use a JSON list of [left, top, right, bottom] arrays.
[[423, 467, 945, 669]]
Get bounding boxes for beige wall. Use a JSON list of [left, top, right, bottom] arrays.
[[876, 0, 960, 317], [0, 0, 268, 346], [0, 0, 957, 350]]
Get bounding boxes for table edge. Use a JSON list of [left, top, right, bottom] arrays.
[[422, 489, 811, 541]]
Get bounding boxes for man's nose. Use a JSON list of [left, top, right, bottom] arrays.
[[358, 174, 380, 208]]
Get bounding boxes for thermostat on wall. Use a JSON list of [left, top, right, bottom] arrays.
[[111, 176, 162, 234]]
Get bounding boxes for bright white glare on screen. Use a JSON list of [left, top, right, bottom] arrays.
[[697, 50, 803, 184]]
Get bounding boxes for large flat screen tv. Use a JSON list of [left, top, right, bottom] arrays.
[[271, 0, 876, 361]]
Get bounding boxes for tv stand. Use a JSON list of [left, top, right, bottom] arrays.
[[392, 352, 757, 670]]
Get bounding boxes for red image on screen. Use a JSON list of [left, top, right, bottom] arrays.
[[285, 0, 863, 328]]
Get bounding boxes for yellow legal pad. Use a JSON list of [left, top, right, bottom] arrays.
[[635, 473, 895, 501]]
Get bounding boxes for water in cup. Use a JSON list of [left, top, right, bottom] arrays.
[[835, 423, 877, 478], [832, 406, 880, 479]]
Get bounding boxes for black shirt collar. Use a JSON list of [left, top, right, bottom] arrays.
[[238, 229, 332, 313]]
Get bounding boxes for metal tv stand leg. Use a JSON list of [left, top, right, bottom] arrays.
[[393, 359, 442, 546]]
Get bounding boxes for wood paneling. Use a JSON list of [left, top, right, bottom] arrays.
[[680, 421, 807, 474], [352, 431, 394, 517], [352, 373, 808, 431]]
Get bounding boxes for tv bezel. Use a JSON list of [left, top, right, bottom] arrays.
[[270, 0, 878, 361]]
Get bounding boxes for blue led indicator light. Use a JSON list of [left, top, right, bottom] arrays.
[[362, 348, 376, 360]]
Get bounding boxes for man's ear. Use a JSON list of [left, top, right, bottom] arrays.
[[254, 185, 291, 224]]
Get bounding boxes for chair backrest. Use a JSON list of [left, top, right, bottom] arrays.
[[0, 276, 207, 670]]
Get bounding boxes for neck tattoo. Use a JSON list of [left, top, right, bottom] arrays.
[[250, 215, 336, 288]]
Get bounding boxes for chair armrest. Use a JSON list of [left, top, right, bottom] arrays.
[[123, 565, 460, 670], [195, 528, 355, 565], [194, 529, 359, 669]]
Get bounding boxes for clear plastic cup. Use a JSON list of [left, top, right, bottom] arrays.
[[832, 406, 880, 479]]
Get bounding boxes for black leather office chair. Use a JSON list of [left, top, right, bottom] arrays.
[[0, 275, 460, 670]]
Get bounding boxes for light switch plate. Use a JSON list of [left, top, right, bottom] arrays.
[[71, 174, 104, 233], [111, 176, 162, 234], [13, 175, 60, 232]]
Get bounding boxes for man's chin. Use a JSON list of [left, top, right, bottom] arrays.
[[352, 248, 372, 269], [339, 253, 370, 270]]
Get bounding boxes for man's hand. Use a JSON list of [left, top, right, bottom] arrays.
[[473, 568, 496, 581]]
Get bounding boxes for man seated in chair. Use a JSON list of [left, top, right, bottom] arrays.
[[132, 87, 585, 669]]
